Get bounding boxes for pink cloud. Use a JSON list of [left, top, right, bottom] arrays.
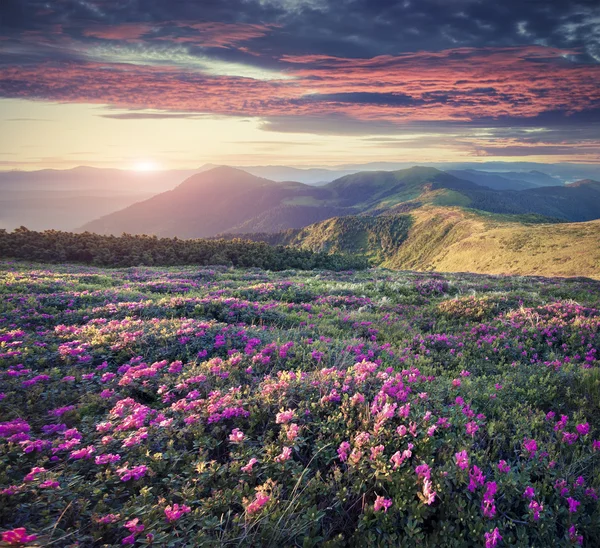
[[82, 21, 275, 47], [0, 46, 598, 124]]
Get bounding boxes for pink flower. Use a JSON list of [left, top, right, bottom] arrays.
[[1, 528, 37, 545], [246, 493, 270, 515], [121, 534, 136, 545], [354, 431, 371, 447], [23, 466, 46, 482], [415, 463, 431, 480], [124, 518, 144, 534], [370, 444, 385, 461], [164, 503, 191, 522], [373, 495, 392, 512], [529, 500, 543, 520], [484, 527, 502, 548], [422, 479, 436, 505], [285, 423, 300, 441], [275, 446, 293, 463], [337, 441, 351, 462], [576, 422, 590, 436], [39, 480, 60, 489], [69, 445, 95, 460], [275, 409, 295, 424], [482, 482, 497, 518], [466, 421, 479, 437], [455, 450, 469, 470], [96, 514, 120, 524], [229, 428, 245, 443], [241, 458, 258, 473]]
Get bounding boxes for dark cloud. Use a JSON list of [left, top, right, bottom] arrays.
[[1, 0, 599, 60], [301, 92, 421, 106]]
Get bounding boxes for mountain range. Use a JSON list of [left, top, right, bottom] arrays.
[[80, 165, 600, 238]]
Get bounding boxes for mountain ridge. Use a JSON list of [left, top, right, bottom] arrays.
[[80, 166, 600, 237]]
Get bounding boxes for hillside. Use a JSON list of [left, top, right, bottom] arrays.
[[245, 207, 600, 278]]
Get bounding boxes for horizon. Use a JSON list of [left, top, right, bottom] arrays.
[[1, 1, 600, 170]]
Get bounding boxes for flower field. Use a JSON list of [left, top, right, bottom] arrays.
[[1, 261, 599, 546]]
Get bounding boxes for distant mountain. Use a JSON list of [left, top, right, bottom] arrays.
[[235, 207, 598, 278], [447, 169, 538, 191], [490, 170, 563, 187], [81, 166, 600, 237], [0, 166, 195, 231], [199, 164, 351, 185]]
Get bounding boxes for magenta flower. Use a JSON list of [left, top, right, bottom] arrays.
[[484, 527, 502, 548], [528, 500, 543, 520], [523, 486, 535, 499], [373, 495, 392, 512], [465, 421, 479, 437], [468, 465, 485, 492], [576, 422, 590, 436], [415, 463, 431, 480], [497, 460, 510, 473], [164, 503, 191, 522], [569, 525, 584, 545], [1, 528, 37, 545], [523, 438, 537, 457], [337, 441, 351, 462], [455, 450, 469, 470], [566, 497, 581, 513]]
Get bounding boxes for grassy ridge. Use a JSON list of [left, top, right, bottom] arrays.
[[253, 206, 600, 279]]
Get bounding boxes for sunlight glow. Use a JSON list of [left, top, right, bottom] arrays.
[[132, 160, 161, 171]]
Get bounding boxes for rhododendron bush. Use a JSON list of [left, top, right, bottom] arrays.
[[0, 262, 599, 546]]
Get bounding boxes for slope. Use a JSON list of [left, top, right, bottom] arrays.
[[258, 207, 600, 279]]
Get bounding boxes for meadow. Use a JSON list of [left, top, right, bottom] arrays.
[[0, 261, 599, 546]]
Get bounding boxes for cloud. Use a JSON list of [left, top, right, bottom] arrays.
[[99, 112, 203, 120], [1, 46, 598, 125]]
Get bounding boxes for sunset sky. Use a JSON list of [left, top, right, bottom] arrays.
[[1, 0, 600, 170]]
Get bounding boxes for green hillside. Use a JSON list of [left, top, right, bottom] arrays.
[[251, 206, 600, 278]]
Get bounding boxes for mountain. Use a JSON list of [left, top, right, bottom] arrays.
[[491, 170, 563, 187], [81, 166, 349, 238], [447, 169, 538, 191], [81, 166, 600, 237], [238, 207, 599, 278], [199, 164, 351, 185]]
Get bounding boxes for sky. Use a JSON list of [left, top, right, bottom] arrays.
[[1, 0, 600, 170]]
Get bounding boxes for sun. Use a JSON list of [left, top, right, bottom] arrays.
[[132, 160, 161, 172]]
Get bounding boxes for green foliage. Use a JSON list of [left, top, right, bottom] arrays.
[[0, 227, 368, 271]]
